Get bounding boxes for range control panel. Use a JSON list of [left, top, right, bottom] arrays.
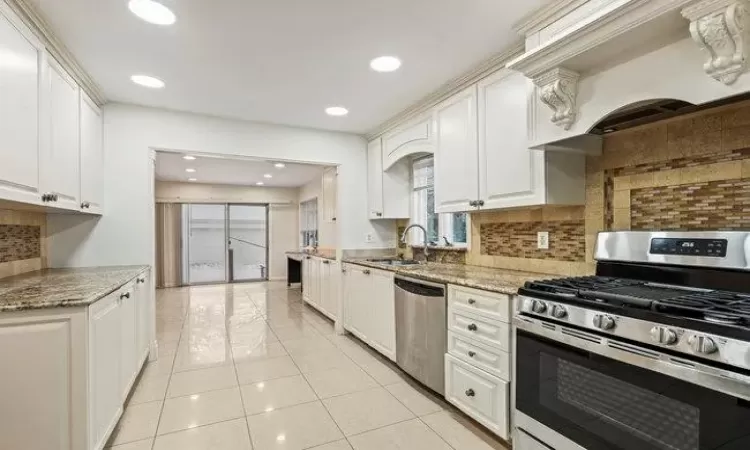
[[650, 238, 728, 257]]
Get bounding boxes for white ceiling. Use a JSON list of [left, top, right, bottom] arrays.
[[155, 152, 328, 187], [29, 0, 548, 134]]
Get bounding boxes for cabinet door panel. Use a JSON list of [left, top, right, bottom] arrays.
[[478, 70, 545, 209], [367, 138, 384, 218], [44, 57, 80, 210], [79, 92, 103, 214], [344, 266, 370, 340], [90, 295, 122, 450], [120, 287, 137, 401], [434, 86, 479, 213], [0, 7, 42, 204], [134, 271, 151, 364], [322, 261, 339, 320], [368, 269, 396, 361]]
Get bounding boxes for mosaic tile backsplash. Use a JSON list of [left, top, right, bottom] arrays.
[[0, 224, 41, 263], [480, 221, 585, 262]]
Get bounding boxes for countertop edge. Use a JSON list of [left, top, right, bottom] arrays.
[[342, 260, 524, 296], [0, 265, 151, 313], [286, 251, 336, 261]]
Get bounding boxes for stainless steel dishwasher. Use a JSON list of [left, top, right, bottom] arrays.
[[394, 275, 447, 394]]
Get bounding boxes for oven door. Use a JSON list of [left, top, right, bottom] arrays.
[[515, 319, 750, 450]]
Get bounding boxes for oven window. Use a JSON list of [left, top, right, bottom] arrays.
[[545, 355, 698, 450], [516, 330, 750, 450]]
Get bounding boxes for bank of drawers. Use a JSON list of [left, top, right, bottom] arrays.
[[445, 284, 513, 440]]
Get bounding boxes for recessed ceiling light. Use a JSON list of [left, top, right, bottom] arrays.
[[131, 74, 165, 89], [256, 181, 264, 186], [274, 163, 286, 168], [263, 174, 273, 179], [325, 106, 348, 116], [183, 155, 196, 160], [188, 178, 197, 182], [128, 0, 176, 26], [185, 168, 196, 173], [370, 56, 401, 72]]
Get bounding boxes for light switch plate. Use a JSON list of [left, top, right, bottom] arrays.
[[365, 233, 374, 243], [537, 231, 550, 250]]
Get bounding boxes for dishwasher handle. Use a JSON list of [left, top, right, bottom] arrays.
[[395, 277, 445, 297]]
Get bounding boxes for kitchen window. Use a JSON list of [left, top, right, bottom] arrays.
[[300, 198, 318, 247], [410, 156, 467, 247]]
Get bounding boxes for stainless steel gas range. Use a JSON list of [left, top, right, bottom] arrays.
[[513, 231, 750, 450]]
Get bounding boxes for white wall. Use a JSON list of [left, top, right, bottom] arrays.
[[47, 103, 396, 268]]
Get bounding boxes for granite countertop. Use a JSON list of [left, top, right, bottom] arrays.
[[343, 259, 548, 295], [0, 265, 150, 312], [286, 250, 336, 261]]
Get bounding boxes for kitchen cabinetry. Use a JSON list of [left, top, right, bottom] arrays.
[[41, 55, 81, 211], [79, 92, 103, 214], [342, 264, 396, 361], [321, 167, 337, 223], [434, 86, 479, 213], [0, 4, 43, 205], [0, 269, 152, 450], [0, 3, 103, 214], [444, 284, 512, 440], [302, 256, 338, 320], [382, 115, 433, 170], [367, 138, 409, 220], [433, 69, 584, 213]]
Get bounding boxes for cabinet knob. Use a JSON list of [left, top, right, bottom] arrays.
[[323, 260, 330, 264], [468, 351, 476, 358], [465, 389, 475, 397], [376, 212, 383, 217], [42, 193, 51, 202], [469, 200, 477, 207], [363, 269, 371, 275], [476, 200, 484, 207], [467, 298, 476, 305], [467, 323, 478, 332], [120, 292, 130, 300], [137, 278, 145, 283]]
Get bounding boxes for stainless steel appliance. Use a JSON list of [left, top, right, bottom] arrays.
[[514, 231, 750, 450], [395, 275, 447, 394]]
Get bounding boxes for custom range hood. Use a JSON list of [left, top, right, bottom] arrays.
[[507, 0, 750, 154]]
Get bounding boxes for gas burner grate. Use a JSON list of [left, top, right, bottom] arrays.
[[524, 276, 641, 295], [654, 292, 750, 326]]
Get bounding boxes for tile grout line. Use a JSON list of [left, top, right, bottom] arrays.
[[232, 289, 258, 448]]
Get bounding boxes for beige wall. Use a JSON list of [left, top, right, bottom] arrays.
[[155, 181, 298, 280]]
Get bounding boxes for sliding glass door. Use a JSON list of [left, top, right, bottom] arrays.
[[228, 205, 268, 282], [182, 203, 268, 285]]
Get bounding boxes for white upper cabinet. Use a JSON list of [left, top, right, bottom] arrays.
[[478, 69, 544, 209], [41, 55, 81, 211], [79, 91, 103, 214], [434, 86, 479, 214], [0, 4, 43, 205], [382, 115, 433, 170], [321, 167, 337, 223], [367, 138, 410, 220]]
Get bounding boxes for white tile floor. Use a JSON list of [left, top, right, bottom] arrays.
[[107, 282, 509, 450]]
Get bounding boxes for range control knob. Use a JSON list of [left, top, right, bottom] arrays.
[[688, 335, 718, 355], [593, 314, 616, 331], [530, 300, 548, 314], [650, 326, 678, 345], [551, 304, 568, 319]]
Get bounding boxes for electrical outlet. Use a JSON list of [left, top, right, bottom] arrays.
[[537, 231, 550, 250], [365, 233, 374, 243]]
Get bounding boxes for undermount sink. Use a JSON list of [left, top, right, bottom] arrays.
[[366, 259, 422, 266]]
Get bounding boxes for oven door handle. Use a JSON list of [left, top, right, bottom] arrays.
[[514, 316, 750, 402]]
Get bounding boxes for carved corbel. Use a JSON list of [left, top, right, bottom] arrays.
[[683, 0, 750, 85], [533, 67, 580, 130]]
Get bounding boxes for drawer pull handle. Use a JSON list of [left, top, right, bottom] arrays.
[[467, 323, 478, 332], [120, 292, 130, 300], [468, 299, 476, 305], [468, 351, 476, 358], [465, 389, 475, 397]]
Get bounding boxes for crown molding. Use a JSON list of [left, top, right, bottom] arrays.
[[365, 42, 525, 140], [5, 0, 106, 106], [513, 0, 590, 36]]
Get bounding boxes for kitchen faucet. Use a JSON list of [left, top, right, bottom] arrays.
[[400, 224, 429, 259]]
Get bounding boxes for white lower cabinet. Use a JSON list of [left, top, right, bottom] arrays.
[[0, 269, 153, 450], [342, 264, 396, 362], [446, 354, 509, 439], [302, 257, 339, 320]]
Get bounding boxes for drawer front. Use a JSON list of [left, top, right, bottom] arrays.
[[449, 309, 510, 352], [449, 285, 511, 322], [445, 354, 509, 439], [448, 331, 510, 381]]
